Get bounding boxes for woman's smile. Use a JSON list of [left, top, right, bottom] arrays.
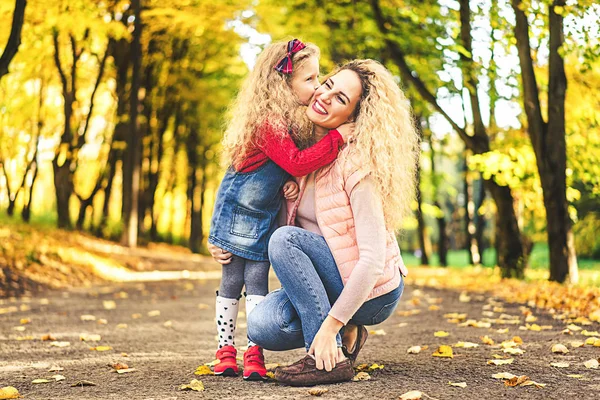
[[311, 99, 328, 115]]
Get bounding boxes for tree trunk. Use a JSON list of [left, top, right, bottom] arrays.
[[485, 180, 529, 278], [464, 155, 481, 266], [436, 199, 448, 266], [99, 38, 129, 235], [415, 166, 429, 265], [52, 160, 73, 228], [511, 0, 577, 283], [0, 0, 26, 80], [475, 177, 486, 261], [121, 0, 142, 247]]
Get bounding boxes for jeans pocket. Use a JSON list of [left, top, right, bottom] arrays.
[[371, 297, 401, 325], [230, 206, 266, 239]]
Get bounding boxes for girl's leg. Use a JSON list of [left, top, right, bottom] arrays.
[[243, 260, 270, 347], [216, 255, 245, 349], [267, 226, 343, 350]]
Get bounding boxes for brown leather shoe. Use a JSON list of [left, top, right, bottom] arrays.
[[342, 325, 368, 364], [274, 355, 354, 386]]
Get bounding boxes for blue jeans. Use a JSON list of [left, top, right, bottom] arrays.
[[247, 226, 404, 351]]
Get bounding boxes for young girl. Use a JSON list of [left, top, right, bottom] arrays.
[[207, 39, 352, 380]]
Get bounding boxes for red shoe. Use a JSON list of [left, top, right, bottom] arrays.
[[243, 345, 267, 381], [214, 345, 239, 376]]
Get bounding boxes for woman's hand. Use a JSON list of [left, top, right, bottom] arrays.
[[283, 180, 300, 201], [308, 316, 344, 371], [335, 122, 355, 143], [207, 242, 233, 265]]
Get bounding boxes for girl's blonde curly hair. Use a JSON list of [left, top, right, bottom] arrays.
[[221, 39, 320, 167], [336, 59, 420, 229]]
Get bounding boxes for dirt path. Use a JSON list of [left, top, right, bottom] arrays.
[[1, 275, 599, 399]]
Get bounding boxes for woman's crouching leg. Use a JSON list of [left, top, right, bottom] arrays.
[[247, 287, 305, 351]]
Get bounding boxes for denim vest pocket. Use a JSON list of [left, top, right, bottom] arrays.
[[230, 206, 268, 239]]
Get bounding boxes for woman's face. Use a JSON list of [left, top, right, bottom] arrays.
[[306, 69, 363, 129], [290, 55, 320, 106]]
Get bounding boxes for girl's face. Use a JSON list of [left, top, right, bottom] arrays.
[[290, 55, 320, 106], [306, 69, 363, 129]]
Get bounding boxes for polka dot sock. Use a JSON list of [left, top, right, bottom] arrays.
[[216, 295, 240, 349], [245, 294, 265, 348]]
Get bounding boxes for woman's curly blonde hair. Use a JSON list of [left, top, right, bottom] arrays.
[[221, 39, 320, 167], [337, 59, 420, 229]]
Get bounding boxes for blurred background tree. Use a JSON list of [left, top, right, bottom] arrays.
[[0, 0, 598, 283]]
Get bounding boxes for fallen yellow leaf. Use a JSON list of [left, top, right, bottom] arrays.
[[400, 390, 423, 400], [581, 330, 599, 337], [80, 315, 96, 321], [352, 372, 371, 381], [521, 380, 546, 388], [570, 341, 585, 348], [368, 363, 384, 371], [480, 335, 495, 345], [432, 345, 453, 358], [369, 329, 386, 336], [434, 331, 450, 337], [20, 318, 31, 325], [308, 387, 329, 396], [503, 348, 525, 355], [52, 375, 65, 381], [459, 292, 471, 303], [194, 366, 214, 376], [551, 344, 569, 354], [148, 310, 161, 317], [583, 359, 599, 369], [492, 372, 516, 379], [443, 312, 467, 320], [448, 381, 467, 388], [31, 379, 51, 384], [116, 368, 136, 374], [80, 334, 101, 342], [496, 328, 509, 333], [407, 346, 422, 354], [50, 341, 70, 347], [512, 336, 523, 344], [0, 386, 20, 399], [111, 363, 129, 370], [179, 379, 204, 391], [454, 342, 479, 348], [103, 300, 116, 310], [504, 375, 529, 387], [90, 346, 112, 351], [487, 358, 514, 365]]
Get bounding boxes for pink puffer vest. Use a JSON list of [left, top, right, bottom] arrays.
[[286, 149, 407, 301]]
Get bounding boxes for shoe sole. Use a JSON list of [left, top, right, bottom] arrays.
[[215, 368, 238, 377], [243, 372, 267, 381]]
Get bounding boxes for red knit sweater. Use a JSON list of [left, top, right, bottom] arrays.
[[235, 123, 344, 177]]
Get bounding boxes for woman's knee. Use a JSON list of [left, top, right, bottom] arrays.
[[268, 226, 300, 261]]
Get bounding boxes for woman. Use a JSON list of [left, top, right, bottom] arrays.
[[210, 59, 419, 386]]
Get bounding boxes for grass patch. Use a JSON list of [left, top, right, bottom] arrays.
[[402, 242, 600, 271]]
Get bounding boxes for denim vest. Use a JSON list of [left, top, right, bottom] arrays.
[[208, 160, 290, 261]]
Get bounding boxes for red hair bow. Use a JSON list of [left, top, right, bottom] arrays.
[[273, 39, 306, 74]]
